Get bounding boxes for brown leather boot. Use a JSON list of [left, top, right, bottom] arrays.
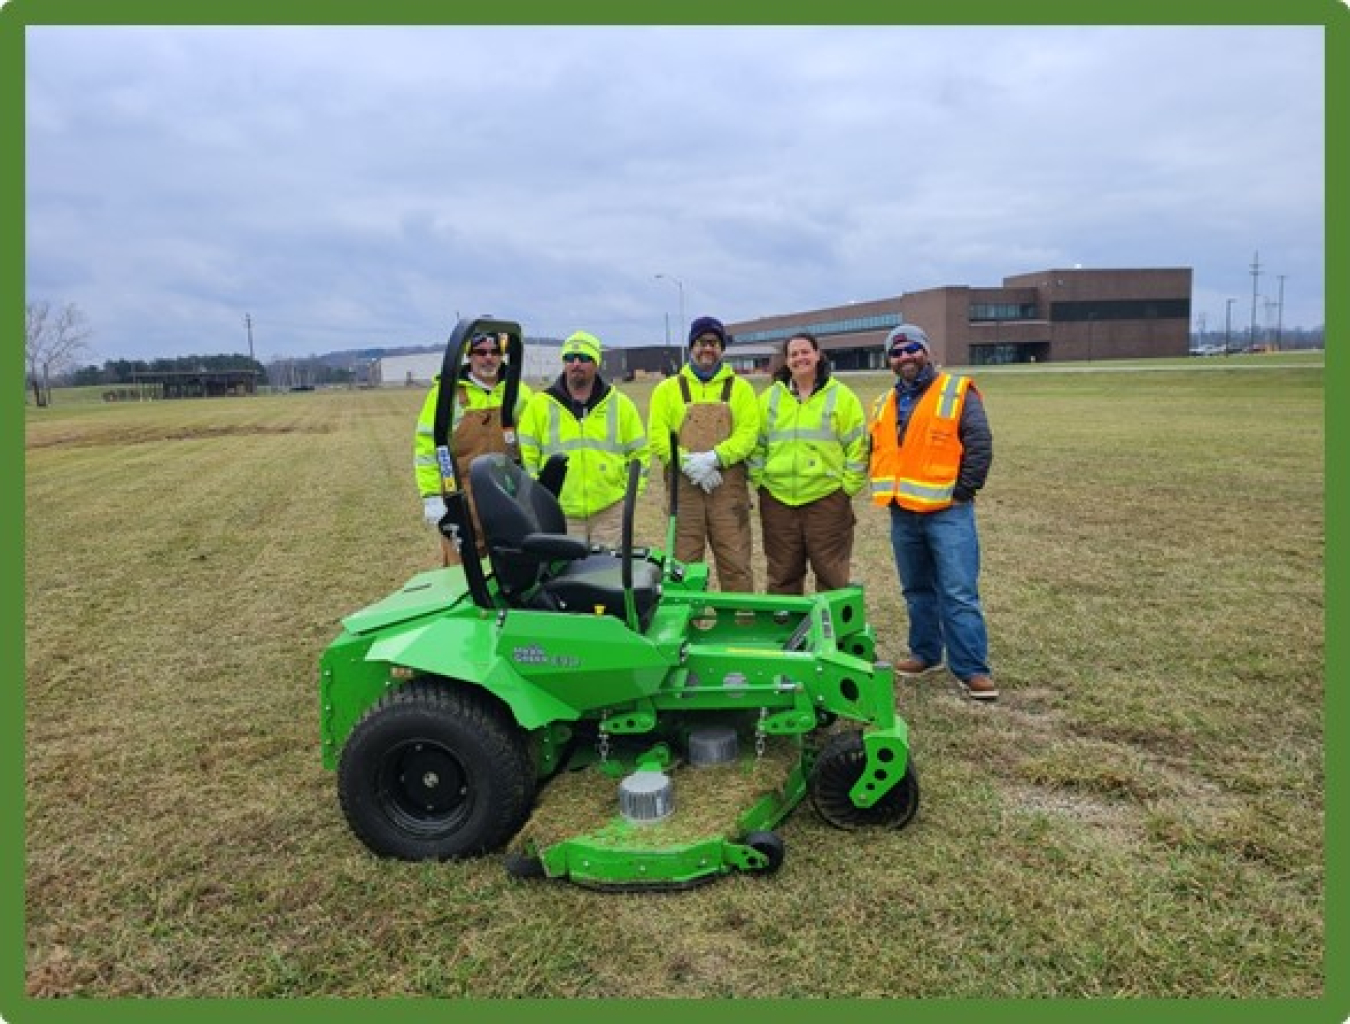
[[961, 675, 999, 701], [895, 657, 941, 676]]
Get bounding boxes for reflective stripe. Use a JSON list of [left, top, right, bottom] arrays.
[[822, 386, 838, 417], [935, 375, 963, 420], [767, 427, 835, 443], [544, 404, 562, 452], [764, 382, 841, 443], [542, 394, 628, 455], [895, 477, 956, 503], [624, 427, 650, 456], [556, 437, 616, 452]]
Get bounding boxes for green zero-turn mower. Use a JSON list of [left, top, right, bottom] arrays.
[[319, 317, 919, 888]]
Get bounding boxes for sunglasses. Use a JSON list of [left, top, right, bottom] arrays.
[[563, 353, 595, 364], [693, 336, 723, 348], [889, 341, 925, 357], [470, 347, 502, 358]]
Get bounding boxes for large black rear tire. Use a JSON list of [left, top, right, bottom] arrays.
[[338, 681, 535, 860]]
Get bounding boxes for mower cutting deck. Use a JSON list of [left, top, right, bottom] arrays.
[[318, 317, 919, 887]]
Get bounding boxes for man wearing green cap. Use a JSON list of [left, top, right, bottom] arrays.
[[518, 330, 649, 546]]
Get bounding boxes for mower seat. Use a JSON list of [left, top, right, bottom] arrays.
[[469, 454, 660, 626]]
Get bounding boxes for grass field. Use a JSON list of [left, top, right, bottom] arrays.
[[23, 360, 1324, 998]]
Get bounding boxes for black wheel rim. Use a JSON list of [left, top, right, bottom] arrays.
[[377, 738, 472, 838]]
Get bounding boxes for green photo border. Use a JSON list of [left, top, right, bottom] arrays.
[[6, 3, 1342, 1022]]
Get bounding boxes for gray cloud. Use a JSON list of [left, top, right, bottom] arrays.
[[25, 25, 1325, 361]]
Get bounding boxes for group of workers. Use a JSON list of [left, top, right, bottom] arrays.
[[413, 316, 996, 701]]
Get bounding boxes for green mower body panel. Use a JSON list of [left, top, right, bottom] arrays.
[[321, 566, 902, 770]]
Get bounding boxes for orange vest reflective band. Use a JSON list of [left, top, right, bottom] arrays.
[[868, 373, 971, 511]]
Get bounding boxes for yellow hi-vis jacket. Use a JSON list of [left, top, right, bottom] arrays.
[[868, 373, 972, 511], [646, 363, 760, 469], [517, 385, 649, 519], [748, 377, 868, 506], [414, 375, 533, 498]]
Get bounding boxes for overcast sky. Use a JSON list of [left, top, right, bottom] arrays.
[[25, 25, 1325, 363]]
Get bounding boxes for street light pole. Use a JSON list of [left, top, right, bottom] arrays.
[[655, 273, 685, 345], [1249, 251, 1261, 350], [1276, 274, 1286, 351]]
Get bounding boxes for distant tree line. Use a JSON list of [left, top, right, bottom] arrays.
[[1190, 323, 1324, 352], [66, 353, 268, 386], [59, 350, 372, 392]]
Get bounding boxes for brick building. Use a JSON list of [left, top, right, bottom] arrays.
[[724, 267, 1193, 369]]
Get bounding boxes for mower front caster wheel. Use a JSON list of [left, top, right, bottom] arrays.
[[744, 831, 786, 873], [809, 730, 920, 830], [504, 851, 548, 879]]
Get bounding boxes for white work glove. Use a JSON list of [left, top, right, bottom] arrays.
[[681, 450, 719, 486], [423, 495, 447, 526], [699, 467, 723, 494]]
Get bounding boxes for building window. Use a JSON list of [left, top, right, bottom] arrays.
[[970, 342, 1049, 365], [736, 312, 905, 345], [1051, 299, 1190, 321], [970, 303, 1037, 321]]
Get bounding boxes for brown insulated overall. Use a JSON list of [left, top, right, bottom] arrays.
[[673, 376, 754, 592]]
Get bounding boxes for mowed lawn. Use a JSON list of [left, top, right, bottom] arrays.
[[23, 361, 1324, 998]]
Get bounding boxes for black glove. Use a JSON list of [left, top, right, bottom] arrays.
[[953, 485, 975, 503]]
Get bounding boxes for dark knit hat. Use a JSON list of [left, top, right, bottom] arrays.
[[687, 316, 727, 348]]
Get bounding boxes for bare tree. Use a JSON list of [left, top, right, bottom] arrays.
[[26, 300, 93, 407]]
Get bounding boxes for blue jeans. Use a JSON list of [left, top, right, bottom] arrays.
[[889, 502, 990, 681]]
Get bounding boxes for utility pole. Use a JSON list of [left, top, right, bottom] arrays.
[[1249, 251, 1261, 349], [244, 313, 256, 364], [655, 273, 686, 345], [1276, 274, 1286, 350], [1263, 297, 1279, 344], [1225, 298, 1236, 354]]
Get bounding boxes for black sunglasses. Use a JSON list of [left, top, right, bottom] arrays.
[[563, 353, 595, 364], [470, 347, 502, 357], [889, 341, 925, 357]]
